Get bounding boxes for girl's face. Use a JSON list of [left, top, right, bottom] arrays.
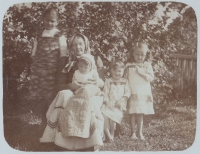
[[72, 37, 85, 56], [110, 68, 124, 80], [132, 48, 147, 63], [78, 59, 91, 74], [43, 13, 58, 30]]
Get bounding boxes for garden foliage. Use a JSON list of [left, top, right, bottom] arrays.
[[3, 2, 197, 102]]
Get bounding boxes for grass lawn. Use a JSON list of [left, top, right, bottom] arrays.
[[3, 97, 196, 152]]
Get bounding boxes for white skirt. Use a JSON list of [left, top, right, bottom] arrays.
[[40, 90, 104, 150]]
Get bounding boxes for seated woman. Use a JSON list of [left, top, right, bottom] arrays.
[[40, 33, 104, 151]]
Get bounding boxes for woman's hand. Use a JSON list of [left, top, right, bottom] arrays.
[[86, 78, 104, 88], [85, 79, 97, 85], [68, 83, 81, 91]]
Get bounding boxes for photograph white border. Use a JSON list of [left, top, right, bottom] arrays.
[[0, 0, 199, 154]]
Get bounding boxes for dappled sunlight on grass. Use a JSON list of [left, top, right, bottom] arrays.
[[100, 98, 196, 151], [3, 97, 196, 151], [19, 112, 42, 125]]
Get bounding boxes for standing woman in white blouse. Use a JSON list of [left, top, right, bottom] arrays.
[[28, 7, 68, 114]]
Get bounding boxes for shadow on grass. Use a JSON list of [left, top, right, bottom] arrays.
[[3, 96, 67, 152], [3, 96, 197, 151]]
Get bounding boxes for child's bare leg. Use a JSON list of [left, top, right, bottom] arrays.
[[103, 114, 113, 142], [109, 119, 116, 141], [130, 114, 137, 139], [136, 114, 145, 140]]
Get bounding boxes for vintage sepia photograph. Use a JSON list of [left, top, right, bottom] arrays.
[[2, 1, 198, 152]]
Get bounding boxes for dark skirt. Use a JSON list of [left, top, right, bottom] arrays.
[[28, 36, 60, 106]]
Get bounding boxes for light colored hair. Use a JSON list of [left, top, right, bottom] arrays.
[[110, 60, 125, 70], [133, 42, 149, 52], [127, 41, 151, 63]]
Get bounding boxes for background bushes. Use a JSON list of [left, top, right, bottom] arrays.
[[3, 2, 197, 103]]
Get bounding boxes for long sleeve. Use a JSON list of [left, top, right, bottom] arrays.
[[72, 71, 82, 85], [56, 56, 69, 93], [103, 79, 110, 102], [72, 71, 87, 87]]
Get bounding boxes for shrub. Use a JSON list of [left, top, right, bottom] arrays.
[[3, 2, 197, 102]]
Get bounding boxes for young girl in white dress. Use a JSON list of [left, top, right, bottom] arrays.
[[124, 42, 154, 140], [101, 60, 131, 142]]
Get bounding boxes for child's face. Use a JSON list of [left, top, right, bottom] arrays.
[[43, 13, 58, 30], [72, 37, 85, 56], [132, 48, 147, 63], [110, 67, 124, 80], [78, 59, 91, 74]]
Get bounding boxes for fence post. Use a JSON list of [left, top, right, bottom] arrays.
[[169, 53, 197, 89]]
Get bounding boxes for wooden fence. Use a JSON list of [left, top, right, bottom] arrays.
[[169, 53, 197, 89]]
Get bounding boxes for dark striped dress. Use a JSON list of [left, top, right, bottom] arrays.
[[28, 31, 64, 105]]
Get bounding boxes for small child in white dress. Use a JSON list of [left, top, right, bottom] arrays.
[[124, 42, 155, 140], [72, 54, 103, 98], [101, 60, 131, 142]]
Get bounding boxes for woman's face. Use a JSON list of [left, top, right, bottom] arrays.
[[72, 36, 86, 56], [132, 48, 147, 63], [43, 13, 58, 30]]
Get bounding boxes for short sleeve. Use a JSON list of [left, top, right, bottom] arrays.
[[59, 35, 68, 57]]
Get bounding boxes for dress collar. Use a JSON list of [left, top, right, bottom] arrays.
[[42, 28, 59, 37]]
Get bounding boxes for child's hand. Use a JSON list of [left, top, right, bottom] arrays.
[[115, 101, 123, 111], [116, 97, 128, 111], [136, 66, 149, 81], [104, 101, 113, 109]]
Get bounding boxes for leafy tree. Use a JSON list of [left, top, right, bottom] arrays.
[[3, 2, 197, 102]]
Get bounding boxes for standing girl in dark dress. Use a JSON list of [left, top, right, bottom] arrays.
[[28, 7, 68, 113]]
